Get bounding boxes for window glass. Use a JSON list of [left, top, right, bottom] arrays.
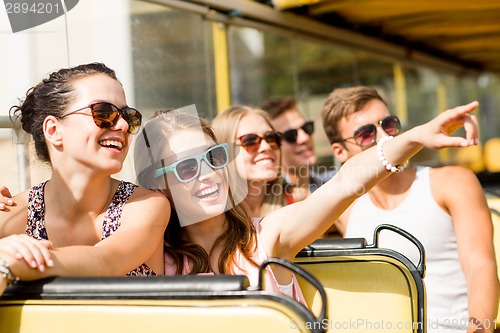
[[131, 1, 216, 119]]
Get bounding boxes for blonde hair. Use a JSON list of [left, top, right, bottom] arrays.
[[212, 105, 286, 216], [134, 109, 258, 275]]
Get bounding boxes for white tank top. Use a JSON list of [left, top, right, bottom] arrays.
[[345, 166, 468, 333]]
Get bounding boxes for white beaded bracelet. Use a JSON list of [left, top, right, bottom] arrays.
[[376, 136, 408, 173], [0, 259, 19, 286]]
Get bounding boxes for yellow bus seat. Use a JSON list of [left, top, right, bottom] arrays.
[[485, 138, 500, 173], [0, 274, 323, 333], [454, 143, 485, 173], [295, 224, 426, 333]]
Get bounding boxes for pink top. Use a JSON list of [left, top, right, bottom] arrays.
[[164, 218, 307, 306]]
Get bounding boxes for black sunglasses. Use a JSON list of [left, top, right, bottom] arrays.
[[154, 143, 229, 183], [282, 121, 314, 143], [338, 115, 401, 147], [60, 101, 142, 134], [237, 131, 282, 153]]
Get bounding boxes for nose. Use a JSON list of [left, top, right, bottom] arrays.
[[374, 125, 391, 144], [296, 128, 311, 144], [258, 138, 273, 152], [112, 114, 130, 133], [198, 159, 217, 180]]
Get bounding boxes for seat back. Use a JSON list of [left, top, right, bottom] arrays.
[[0, 275, 322, 333], [295, 226, 426, 333]]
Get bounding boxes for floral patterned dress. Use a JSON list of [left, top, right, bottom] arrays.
[[26, 180, 156, 276]]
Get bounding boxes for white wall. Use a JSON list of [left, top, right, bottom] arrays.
[[0, 0, 135, 194]]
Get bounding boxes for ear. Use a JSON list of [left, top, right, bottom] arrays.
[[331, 142, 350, 163], [43, 115, 63, 147]]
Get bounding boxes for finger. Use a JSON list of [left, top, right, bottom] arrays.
[[463, 115, 480, 144], [0, 242, 25, 260], [2, 238, 38, 268], [0, 186, 13, 198], [19, 235, 54, 270], [7, 235, 49, 271], [39, 239, 53, 249], [31, 239, 54, 267], [0, 199, 14, 209], [445, 101, 479, 122]]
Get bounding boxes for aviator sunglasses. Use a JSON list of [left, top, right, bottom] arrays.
[[154, 143, 229, 183], [60, 102, 142, 134], [237, 131, 282, 153], [338, 115, 401, 147], [282, 121, 314, 143]]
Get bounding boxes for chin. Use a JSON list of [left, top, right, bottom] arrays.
[[257, 173, 278, 183], [306, 156, 317, 166]]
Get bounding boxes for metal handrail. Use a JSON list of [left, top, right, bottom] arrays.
[[0, 115, 30, 191]]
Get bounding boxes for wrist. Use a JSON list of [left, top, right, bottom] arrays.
[[376, 136, 408, 173], [0, 259, 19, 286]]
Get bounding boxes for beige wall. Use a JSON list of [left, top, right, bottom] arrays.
[[0, 0, 136, 194]]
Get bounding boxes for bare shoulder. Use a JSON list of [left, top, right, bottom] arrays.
[[430, 165, 480, 187], [0, 190, 30, 236], [130, 185, 169, 202], [430, 166, 485, 211], [128, 186, 170, 211]]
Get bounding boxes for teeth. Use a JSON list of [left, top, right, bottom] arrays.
[[195, 184, 219, 199], [255, 159, 274, 165], [99, 140, 123, 150]]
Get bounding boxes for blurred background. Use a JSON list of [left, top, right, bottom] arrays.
[[1, 0, 499, 194]]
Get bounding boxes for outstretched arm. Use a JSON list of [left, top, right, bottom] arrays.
[[260, 101, 480, 260]]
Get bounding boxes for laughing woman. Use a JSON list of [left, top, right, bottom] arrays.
[[134, 101, 479, 304], [0, 63, 169, 295]]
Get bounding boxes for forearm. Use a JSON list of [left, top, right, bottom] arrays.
[[334, 130, 422, 198], [466, 264, 499, 333], [8, 246, 131, 280]]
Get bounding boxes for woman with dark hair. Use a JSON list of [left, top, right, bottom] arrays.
[[0, 63, 169, 295]]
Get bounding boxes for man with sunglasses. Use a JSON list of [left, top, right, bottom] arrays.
[[261, 97, 334, 205], [321, 86, 498, 333]]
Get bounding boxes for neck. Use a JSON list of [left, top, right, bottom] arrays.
[[183, 214, 226, 254], [368, 167, 416, 209], [246, 180, 266, 218], [285, 167, 310, 188], [45, 171, 115, 220]]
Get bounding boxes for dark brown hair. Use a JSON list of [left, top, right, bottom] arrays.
[[260, 96, 298, 119], [9, 62, 117, 164]]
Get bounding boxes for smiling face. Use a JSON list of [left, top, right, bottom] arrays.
[[235, 113, 281, 184], [161, 129, 229, 226], [332, 99, 392, 163], [271, 108, 316, 173], [55, 73, 130, 174]]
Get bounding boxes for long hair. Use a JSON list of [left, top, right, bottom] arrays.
[[212, 105, 286, 216], [134, 109, 258, 274]]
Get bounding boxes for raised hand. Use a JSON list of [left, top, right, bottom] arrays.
[[414, 101, 479, 149]]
